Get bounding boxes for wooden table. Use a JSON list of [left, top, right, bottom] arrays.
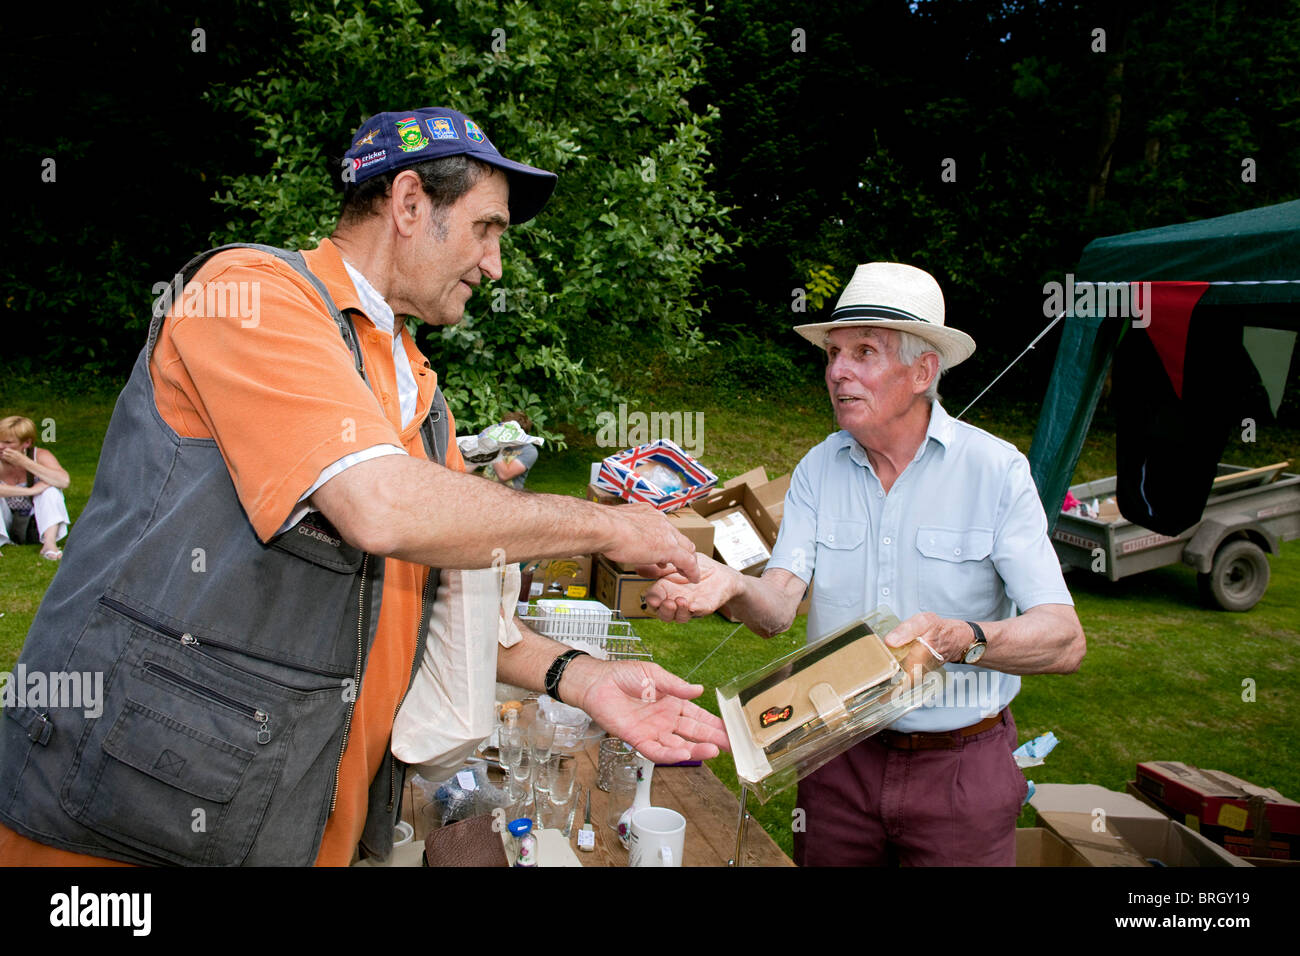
[[404, 745, 793, 867]]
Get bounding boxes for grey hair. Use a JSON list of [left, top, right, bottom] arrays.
[[895, 330, 943, 401]]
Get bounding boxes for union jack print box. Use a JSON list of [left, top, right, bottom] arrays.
[[594, 439, 718, 512]]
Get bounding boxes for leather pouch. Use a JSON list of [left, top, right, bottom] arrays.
[[422, 813, 509, 867]]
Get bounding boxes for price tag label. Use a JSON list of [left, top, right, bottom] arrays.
[[577, 828, 596, 850], [1217, 803, 1249, 831], [456, 770, 478, 791]]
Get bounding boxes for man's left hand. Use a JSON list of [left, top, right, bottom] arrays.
[[884, 612, 974, 663], [560, 657, 729, 763]]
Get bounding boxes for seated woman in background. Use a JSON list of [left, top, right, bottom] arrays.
[[0, 415, 71, 560]]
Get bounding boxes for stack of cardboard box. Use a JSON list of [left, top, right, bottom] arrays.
[[1129, 761, 1299, 864], [586, 465, 810, 620], [1019, 783, 1248, 867]]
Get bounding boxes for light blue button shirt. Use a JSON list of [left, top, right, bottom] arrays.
[[767, 401, 1074, 732]]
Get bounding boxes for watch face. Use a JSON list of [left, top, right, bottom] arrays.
[[964, 642, 987, 665]]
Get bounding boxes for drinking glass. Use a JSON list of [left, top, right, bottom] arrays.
[[597, 738, 635, 792], [510, 747, 534, 794], [606, 760, 638, 831], [541, 754, 578, 807], [529, 718, 557, 766], [498, 724, 525, 773]]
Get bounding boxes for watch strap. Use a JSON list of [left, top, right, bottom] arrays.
[[962, 621, 987, 663], [545, 648, 591, 704]]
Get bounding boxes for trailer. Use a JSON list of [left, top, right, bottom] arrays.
[[1052, 462, 1300, 610], [1029, 201, 1300, 611]]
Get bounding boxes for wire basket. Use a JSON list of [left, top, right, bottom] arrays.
[[521, 601, 651, 662]]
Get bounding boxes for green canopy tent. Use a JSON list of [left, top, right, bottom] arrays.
[[1029, 200, 1300, 536]]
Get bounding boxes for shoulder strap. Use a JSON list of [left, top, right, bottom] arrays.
[[147, 243, 366, 380], [150, 242, 450, 467]]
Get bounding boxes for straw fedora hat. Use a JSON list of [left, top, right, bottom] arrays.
[[794, 262, 975, 368]]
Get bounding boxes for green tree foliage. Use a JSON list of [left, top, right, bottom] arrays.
[[697, 0, 1300, 393], [209, 0, 730, 441]]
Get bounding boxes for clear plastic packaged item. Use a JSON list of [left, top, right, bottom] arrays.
[[717, 607, 945, 804], [413, 758, 512, 828]]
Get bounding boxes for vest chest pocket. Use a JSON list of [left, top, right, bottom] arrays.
[[914, 527, 999, 619]]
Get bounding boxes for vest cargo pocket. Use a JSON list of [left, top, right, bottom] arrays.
[[59, 599, 344, 865]]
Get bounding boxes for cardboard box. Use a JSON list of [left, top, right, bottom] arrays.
[[593, 439, 718, 512], [586, 482, 624, 506], [528, 555, 592, 599], [1029, 783, 1248, 867], [592, 555, 657, 619], [666, 505, 716, 556], [708, 507, 772, 573], [1124, 782, 1297, 865], [692, 483, 780, 575], [753, 473, 791, 525], [1131, 762, 1300, 861], [1015, 827, 1091, 867]]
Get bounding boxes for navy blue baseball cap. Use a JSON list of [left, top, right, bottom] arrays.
[[343, 107, 557, 224]]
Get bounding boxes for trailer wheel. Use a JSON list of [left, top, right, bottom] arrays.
[[1198, 539, 1270, 611]]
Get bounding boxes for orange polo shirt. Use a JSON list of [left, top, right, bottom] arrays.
[[0, 238, 463, 867]]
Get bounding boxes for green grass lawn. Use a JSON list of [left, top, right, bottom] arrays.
[[2, 372, 1297, 862]]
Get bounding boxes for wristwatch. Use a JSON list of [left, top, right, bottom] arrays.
[[545, 648, 591, 704], [961, 621, 987, 664]]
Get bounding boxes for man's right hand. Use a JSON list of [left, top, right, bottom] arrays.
[[600, 502, 701, 583], [643, 553, 744, 622]]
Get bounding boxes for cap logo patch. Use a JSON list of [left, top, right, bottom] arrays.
[[395, 117, 430, 153], [464, 119, 488, 144], [353, 149, 387, 171], [354, 128, 379, 147], [425, 117, 459, 140]]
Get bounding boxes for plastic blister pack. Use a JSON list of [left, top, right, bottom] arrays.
[[413, 758, 512, 828], [718, 607, 946, 803]]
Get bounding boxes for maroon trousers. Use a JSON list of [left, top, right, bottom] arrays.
[[793, 708, 1026, 866]]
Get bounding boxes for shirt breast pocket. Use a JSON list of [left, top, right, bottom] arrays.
[[814, 518, 867, 607], [915, 527, 999, 619]]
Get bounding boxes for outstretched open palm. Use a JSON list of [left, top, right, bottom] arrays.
[[579, 660, 729, 763]]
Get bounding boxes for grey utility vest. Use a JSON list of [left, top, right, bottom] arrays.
[[0, 245, 445, 865]]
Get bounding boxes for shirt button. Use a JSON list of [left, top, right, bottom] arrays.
[[882, 536, 891, 545], [827, 534, 835, 543], [881, 587, 890, 596], [877, 491, 883, 498], [954, 548, 962, 556]]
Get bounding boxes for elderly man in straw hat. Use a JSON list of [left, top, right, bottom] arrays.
[[647, 262, 1085, 866]]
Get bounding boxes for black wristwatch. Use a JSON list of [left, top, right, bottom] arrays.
[[545, 648, 591, 704], [961, 621, 987, 664]]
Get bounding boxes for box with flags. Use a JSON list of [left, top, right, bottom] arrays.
[[594, 439, 718, 512]]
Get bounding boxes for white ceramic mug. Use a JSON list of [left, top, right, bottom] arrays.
[[628, 806, 685, 867]]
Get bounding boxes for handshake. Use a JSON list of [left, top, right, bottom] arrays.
[[606, 502, 807, 640]]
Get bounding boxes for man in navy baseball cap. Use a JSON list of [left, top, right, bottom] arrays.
[[341, 107, 557, 224]]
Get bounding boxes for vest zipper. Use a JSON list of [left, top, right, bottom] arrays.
[[100, 596, 199, 646], [387, 565, 436, 812], [141, 661, 272, 744], [330, 552, 369, 814]]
